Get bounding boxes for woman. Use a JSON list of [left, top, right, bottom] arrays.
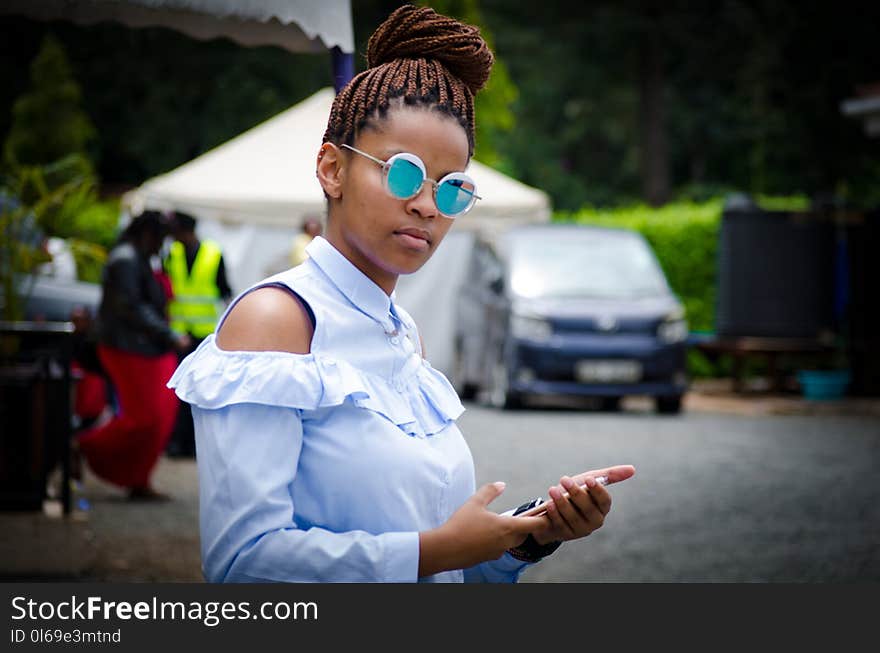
[[170, 4, 634, 582], [78, 210, 191, 500]]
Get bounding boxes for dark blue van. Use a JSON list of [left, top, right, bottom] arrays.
[[452, 223, 689, 413]]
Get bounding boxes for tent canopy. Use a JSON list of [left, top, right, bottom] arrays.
[[0, 0, 353, 53], [123, 87, 552, 291]]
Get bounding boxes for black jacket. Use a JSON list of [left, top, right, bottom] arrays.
[[97, 242, 177, 356]]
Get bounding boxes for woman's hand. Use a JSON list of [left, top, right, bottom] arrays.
[[530, 464, 635, 546], [418, 482, 548, 577]]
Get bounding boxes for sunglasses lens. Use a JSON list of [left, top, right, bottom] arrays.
[[437, 177, 477, 216], [386, 158, 425, 199]]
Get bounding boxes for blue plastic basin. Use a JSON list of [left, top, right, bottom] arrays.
[[797, 370, 851, 400]]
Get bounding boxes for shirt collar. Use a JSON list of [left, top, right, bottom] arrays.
[[305, 236, 398, 327]]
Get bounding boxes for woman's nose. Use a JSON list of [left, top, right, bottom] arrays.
[[406, 182, 438, 219]]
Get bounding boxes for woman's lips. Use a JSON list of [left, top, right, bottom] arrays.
[[394, 231, 430, 251], [393, 228, 431, 251]]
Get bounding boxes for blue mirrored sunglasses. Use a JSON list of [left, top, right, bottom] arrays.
[[340, 144, 480, 218]]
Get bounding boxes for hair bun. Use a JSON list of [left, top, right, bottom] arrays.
[[366, 4, 494, 96]]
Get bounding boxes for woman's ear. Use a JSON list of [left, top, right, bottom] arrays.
[[316, 143, 344, 199]]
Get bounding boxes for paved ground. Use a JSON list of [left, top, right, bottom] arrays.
[[1, 380, 877, 582]]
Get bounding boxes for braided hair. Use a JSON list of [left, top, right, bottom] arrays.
[[322, 4, 494, 157]]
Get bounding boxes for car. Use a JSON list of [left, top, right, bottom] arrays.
[[451, 223, 689, 413], [21, 275, 101, 322]]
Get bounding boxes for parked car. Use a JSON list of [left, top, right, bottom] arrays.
[[451, 223, 689, 413], [21, 275, 101, 322]]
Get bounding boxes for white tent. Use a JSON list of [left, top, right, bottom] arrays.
[[1, 0, 354, 54], [123, 87, 551, 374]]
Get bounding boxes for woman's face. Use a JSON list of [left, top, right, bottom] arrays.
[[320, 106, 470, 294]]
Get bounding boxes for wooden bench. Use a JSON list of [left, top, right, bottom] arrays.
[[693, 336, 837, 393]]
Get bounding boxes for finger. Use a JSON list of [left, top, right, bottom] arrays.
[[547, 484, 578, 538], [473, 481, 506, 508], [561, 476, 604, 524], [561, 476, 608, 536], [505, 514, 550, 534], [584, 475, 612, 515], [571, 464, 635, 487], [542, 495, 567, 535]]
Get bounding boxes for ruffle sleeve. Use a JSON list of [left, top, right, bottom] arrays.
[[168, 335, 464, 438]]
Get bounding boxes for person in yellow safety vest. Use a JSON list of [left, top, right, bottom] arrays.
[[289, 216, 323, 267], [165, 216, 232, 339], [164, 211, 233, 457]]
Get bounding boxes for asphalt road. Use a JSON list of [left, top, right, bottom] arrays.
[[24, 399, 878, 583], [459, 401, 880, 582]]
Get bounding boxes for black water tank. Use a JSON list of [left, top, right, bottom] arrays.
[[716, 200, 835, 339], [846, 209, 880, 395]]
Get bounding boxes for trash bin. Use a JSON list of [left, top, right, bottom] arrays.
[[0, 322, 74, 512]]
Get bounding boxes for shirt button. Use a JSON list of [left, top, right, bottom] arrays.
[[390, 336, 400, 345], [325, 358, 336, 366]]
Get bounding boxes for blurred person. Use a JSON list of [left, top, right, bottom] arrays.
[[163, 211, 233, 457], [37, 236, 77, 280], [76, 210, 191, 501], [170, 4, 634, 582], [70, 305, 109, 430], [288, 216, 323, 267]]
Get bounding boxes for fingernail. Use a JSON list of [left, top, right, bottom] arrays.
[[549, 486, 561, 500], [560, 477, 574, 490], [584, 476, 596, 488], [494, 481, 506, 491]]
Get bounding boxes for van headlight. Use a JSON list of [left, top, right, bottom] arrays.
[[511, 314, 552, 341], [657, 318, 688, 344]]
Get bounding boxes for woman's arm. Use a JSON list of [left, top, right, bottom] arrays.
[[195, 402, 420, 582]]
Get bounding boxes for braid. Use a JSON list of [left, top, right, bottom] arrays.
[[322, 4, 494, 157]]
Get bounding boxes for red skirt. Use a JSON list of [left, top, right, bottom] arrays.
[[76, 345, 179, 489]]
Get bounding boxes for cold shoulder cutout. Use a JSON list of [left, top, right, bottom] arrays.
[[215, 285, 313, 354]]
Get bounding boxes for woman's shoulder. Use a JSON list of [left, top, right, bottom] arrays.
[[216, 285, 314, 354]]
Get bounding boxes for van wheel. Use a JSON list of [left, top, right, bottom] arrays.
[[655, 395, 683, 414], [599, 396, 622, 412]]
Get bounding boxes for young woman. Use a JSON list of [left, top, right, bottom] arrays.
[[169, 4, 634, 582]]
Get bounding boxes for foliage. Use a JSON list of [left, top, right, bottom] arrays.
[[0, 156, 95, 320], [1, 34, 118, 294], [3, 33, 96, 171], [478, 0, 880, 210], [50, 183, 117, 283], [3, 2, 878, 211]]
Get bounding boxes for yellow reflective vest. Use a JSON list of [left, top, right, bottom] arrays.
[[165, 240, 222, 338]]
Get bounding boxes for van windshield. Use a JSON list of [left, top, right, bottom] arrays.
[[506, 230, 670, 299]]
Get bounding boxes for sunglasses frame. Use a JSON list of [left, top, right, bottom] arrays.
[[340, 144, 480, 218]]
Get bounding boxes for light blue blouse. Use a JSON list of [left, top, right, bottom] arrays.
[[168, 236, 532, 583]]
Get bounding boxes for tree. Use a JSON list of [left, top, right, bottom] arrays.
[[3, 34, 96, 171]]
